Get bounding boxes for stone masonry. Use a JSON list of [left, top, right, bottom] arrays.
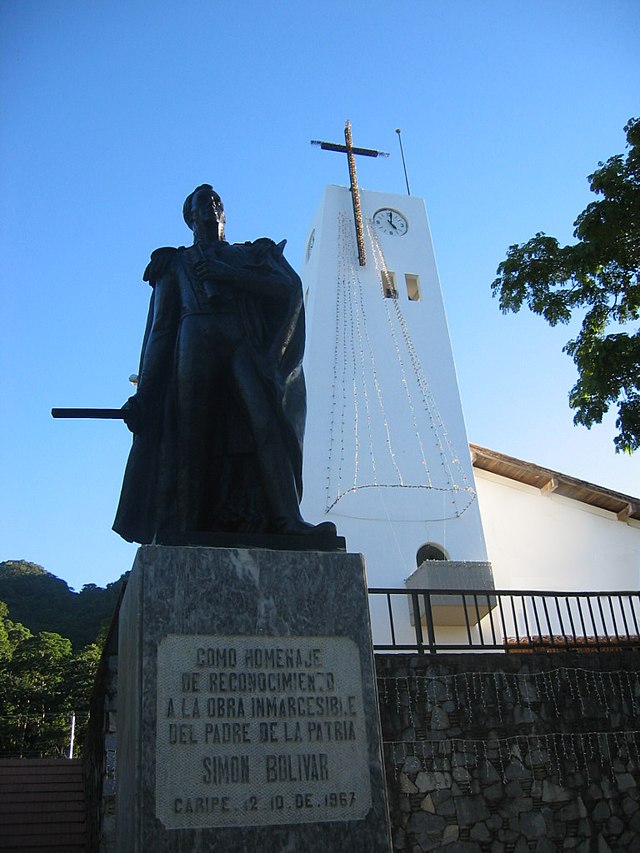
[[376, 651, 640, 852], [86, 634, 639, 852]]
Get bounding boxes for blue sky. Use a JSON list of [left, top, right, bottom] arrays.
[[1, 0, 638, 591]]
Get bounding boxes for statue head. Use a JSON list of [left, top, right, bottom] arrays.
[[183, 184, 226, 240]]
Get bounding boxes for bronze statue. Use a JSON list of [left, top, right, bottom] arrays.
[[112, 184, 335, 545]]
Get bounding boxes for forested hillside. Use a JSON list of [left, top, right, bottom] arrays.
[[0, 560, 127, 757], [0, 560, 127, 649]]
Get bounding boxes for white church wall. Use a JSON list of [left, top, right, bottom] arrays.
[[300, 181, 638, 648], [474, 469, 640, 592], [301, 185, 488, 592]]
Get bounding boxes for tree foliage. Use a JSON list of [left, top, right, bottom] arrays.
[[0, 560, 127, 650], [492, 118, 640, 453], [0, 561, 123, 757], [0, 600, 101, 757]]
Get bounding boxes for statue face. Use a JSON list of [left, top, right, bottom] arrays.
[[190, 186, 225, 231]]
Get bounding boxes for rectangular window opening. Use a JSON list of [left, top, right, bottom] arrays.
[[405, 273, 421, 301], [382, 270, 398, 299]]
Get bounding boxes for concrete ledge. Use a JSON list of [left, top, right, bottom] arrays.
[[405, 561, 495, 627]]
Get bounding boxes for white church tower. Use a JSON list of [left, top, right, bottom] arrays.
[[301, 125, 493, 630]]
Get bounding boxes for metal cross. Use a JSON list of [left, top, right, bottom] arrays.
[[311, 120, 389, 266]]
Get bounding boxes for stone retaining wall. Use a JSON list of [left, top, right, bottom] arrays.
[[86, 630, 639, 851], [376, 652, 640, 852], [84, 614, 119, 853]]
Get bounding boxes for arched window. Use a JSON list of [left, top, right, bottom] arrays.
[[416, 543, 448, 566]]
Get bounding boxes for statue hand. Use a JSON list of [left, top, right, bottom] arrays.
[[193, 258, 238, 283], [121, 396, 145, 435]]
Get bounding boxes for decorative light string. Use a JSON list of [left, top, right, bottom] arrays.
[[326, 236, 342, 506], [350, 222, 404, 486], [365, 219, 431, 485], [367, 220, 476, 518], [385, 730, 640, 789], [327, 215, 353, 507], [349, 237, 378, 487], [325, 211, 478, 519], [380, 668, 640, 787], [377, 667, 640, 720], [346, 230, 361, 491], [368, 221, 453, 493]]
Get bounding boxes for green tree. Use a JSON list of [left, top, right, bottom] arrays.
[[0, 604, 30, 757], [0, 601, 12, 663], [4, 631, 73, 756], [492, 118, 640, 453], [0, 560, 111, 757], [0, 595, 102, 758]]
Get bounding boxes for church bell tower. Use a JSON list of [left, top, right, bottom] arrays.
[[300, 133, 492, 616]]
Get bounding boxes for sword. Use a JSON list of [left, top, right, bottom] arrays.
[[52, 376, 137, 420], [51, 408, 125, 419]]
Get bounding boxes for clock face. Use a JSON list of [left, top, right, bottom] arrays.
[[373, 208, 408, 236]]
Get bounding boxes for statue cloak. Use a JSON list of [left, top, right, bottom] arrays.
[[113, 237, 306, 543]]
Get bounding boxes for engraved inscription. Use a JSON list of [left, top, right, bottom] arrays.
[[155, 636, 371, 829]]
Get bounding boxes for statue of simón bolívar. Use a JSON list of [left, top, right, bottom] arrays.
[[113, 184, 335, 545]]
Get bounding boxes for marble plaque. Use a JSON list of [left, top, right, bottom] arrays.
[[116, 546, 392, 852], [156, 635, 371, 828]]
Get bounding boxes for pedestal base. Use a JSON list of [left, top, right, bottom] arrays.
[[116, 545, 391, 852]]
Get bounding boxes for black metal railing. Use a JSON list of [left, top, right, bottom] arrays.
[[368, 587, 640, 654]]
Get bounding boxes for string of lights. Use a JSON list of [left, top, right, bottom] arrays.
[[367, 221, 476, 518], [378, 667, 640, 719], [384, 730, 640, 790], [349, 241, 376, 487], [324, 209, 477, 521]]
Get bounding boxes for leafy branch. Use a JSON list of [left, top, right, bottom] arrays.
[[492, 118, 640, 453]]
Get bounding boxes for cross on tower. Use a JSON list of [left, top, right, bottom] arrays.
[[311, 120, 389, 266]]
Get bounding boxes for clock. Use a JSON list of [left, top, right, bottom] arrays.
[[373, 208, 408, 236], [306, 228, 315, 261]]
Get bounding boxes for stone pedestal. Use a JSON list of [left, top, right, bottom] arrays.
[[116, 545, 391, 852]]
